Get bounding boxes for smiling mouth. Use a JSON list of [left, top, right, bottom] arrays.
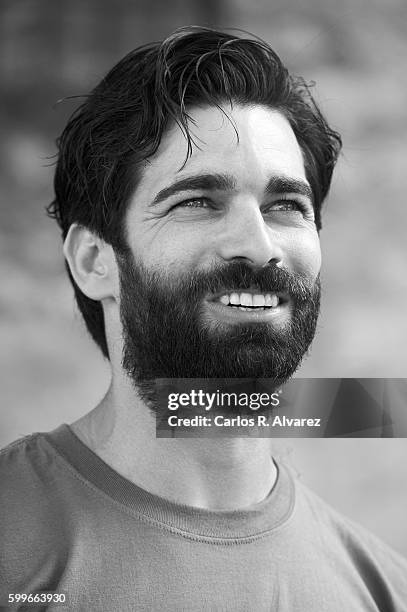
[[208, 290, 287, 311]]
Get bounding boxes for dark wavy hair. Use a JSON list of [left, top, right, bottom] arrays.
[[47, 26, 342, 359]]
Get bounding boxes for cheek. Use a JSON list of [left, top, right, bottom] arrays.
[[145, 234, 207, 272], [287, 231, 321, 280], [127, 206, 212, 271]]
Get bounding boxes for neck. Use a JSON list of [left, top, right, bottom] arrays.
[[71, 380, 277, 511]]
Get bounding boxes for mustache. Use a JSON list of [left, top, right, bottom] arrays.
[[156, 261, 319, 304]]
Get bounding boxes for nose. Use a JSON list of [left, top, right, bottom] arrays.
[[216, 200, 284, 267]]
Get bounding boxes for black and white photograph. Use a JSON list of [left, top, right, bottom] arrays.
[[1, 1, 407, 609]]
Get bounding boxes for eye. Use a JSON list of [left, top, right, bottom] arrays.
[[172, 197, 213, 210], [269, 199, 305, 213]]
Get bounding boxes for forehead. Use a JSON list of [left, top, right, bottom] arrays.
[[137, 104, 307, 199]]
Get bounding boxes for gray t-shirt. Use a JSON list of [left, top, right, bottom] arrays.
[[1, 425, 406, 611]]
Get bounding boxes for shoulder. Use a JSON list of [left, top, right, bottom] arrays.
[[0, 432, 51, 498], [0, 430, 64, 499], [292, 474, 407, 599], [0, 431, 74, 590], [0, 429, 65, 519], [0, 428, 85, 529]]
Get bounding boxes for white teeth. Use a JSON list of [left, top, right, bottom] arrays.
[[253, 294, 266, 307], [240, 292, 252, 307], [218, 292, 280, 308]]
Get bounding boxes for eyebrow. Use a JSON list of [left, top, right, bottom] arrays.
[[149, 172, 313, 207], [150, 173, 236, 207], [264, 176, 314, 204]]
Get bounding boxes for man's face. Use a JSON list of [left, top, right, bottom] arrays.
[[117, 104, 321, 404]]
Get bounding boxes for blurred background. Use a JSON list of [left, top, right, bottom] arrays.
[[1, 0, 406, 555]]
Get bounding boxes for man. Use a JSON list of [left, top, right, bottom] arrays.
[[1, 27, 406, 611]]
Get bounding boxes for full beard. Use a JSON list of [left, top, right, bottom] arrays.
[[117, 252, 321, 415]]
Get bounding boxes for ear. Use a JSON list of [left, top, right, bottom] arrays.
[[63, 224, 119, 301]]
